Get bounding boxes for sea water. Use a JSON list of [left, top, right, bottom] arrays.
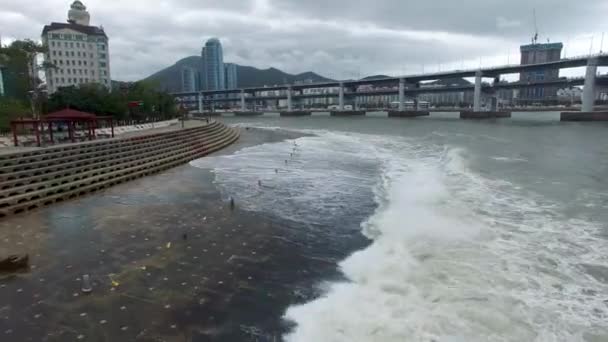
[[191, 114, 608, 341]]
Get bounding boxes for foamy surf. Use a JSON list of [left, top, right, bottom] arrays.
[[190, 128, 608, 342], [284, 140, 606, 342], [490, 156, 529, 163]]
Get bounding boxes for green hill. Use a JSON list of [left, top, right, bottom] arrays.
[[144, 56, 335, 92]]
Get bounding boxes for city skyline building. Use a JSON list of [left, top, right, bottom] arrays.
[[201, 38, 225, 91], [0, 67, 4, 96], [224, 63, 238, 89], [518, 42, 563, 103], [181, 66, 196, 92], [185, 37, 574, 110], [42, 1, 111, 94]]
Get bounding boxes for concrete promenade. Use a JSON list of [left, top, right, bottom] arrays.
[[1, 119, 184, 154]]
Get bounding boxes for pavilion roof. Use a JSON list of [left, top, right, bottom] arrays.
[[45, 109, 98, 121]]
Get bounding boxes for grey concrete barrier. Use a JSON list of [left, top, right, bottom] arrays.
[[560, 111, 608, 121], [460, 111, 512, 119], [0, 124, 239, 218]]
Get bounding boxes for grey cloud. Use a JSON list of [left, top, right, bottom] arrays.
[[1, 0, 605, 81], [271, 0, 607, 37], [173, 0, 254, 13]]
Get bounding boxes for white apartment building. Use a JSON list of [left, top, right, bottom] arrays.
[[42, 1, 111, 94], [0, 67, 5, 96]]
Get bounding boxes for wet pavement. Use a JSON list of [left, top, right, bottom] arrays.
[[0, 128, 369, 341]]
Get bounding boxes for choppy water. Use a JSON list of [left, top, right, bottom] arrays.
[[191, 113, 608, 342]]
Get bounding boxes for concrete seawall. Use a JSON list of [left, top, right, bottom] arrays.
[[330, 110, 366, 116], [280, 111, 312, 116], [460, 111, 512, 119], [0, 121, 239, 218], [388, 110, 430, 118], [200, 112, 222, 117], [234, 111, 263, 116], [560, 111, 608, 121]]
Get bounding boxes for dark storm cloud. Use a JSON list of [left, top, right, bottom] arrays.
[[1, 0, 606, 81]]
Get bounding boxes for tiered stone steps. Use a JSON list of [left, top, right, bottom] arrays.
[[0, 121, 239, 218]]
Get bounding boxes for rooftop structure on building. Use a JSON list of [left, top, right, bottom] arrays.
[[42, 1, 111, 94], [518, 41, 563, 104], [67, 0, 90, 25]]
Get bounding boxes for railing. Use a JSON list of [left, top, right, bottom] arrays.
[[112, 117, 176, 127], [174, 76, 600, 106]]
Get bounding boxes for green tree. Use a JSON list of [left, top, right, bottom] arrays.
[[0, 97, 30, 131], [125, 80, 177, 120], [0, 43, 30, 102], [46, 81, 176, 121], [0, 39, 55, 117], [48, 84, 125, 118]]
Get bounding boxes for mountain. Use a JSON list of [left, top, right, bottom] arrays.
[[235, 66, 334, 88], [143, 56, 335, 92], [361, 75, 391, 80], [144, 56, 201, 92], [143, 56, 473, 92]]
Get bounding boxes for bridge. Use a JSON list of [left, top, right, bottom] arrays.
[[172, 54, 608, 120]]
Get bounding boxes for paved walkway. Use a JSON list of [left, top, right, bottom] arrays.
[[0, 120, 210, 156]]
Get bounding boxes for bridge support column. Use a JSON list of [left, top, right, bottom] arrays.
[[339, 82, 344, 111], [198, 93, 203, 113], [398, 78, 405, 111], [287, 86, 293, 112], [240, 90, 246, 111], [474, 70, 482, 112], [582, 57, 598, 113]]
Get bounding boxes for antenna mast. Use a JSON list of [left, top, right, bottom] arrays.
[[532, 9, 539, 44]]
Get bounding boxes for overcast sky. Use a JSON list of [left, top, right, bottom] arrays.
[[2, 0, 607, 81]]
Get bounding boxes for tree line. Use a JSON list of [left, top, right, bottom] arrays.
[[1, 39, 178, 132]]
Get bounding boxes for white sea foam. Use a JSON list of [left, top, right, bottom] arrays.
[[190, 130, 381, 225], [191, 128, 608, 342], [490, 156, 529, 163]]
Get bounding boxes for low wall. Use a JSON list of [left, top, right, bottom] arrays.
[[388, 110, 430, 118], [197, 112, 222, 117], [280, 111, 312, 116], [0, 119, 180, 148], [98, 119, 179, 136], [460, 111, 511, 119], [0, 136, 12, 147], [330, 110, 366, 116], [234, 111, 263, 116], [560, 111, 608, 121]]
